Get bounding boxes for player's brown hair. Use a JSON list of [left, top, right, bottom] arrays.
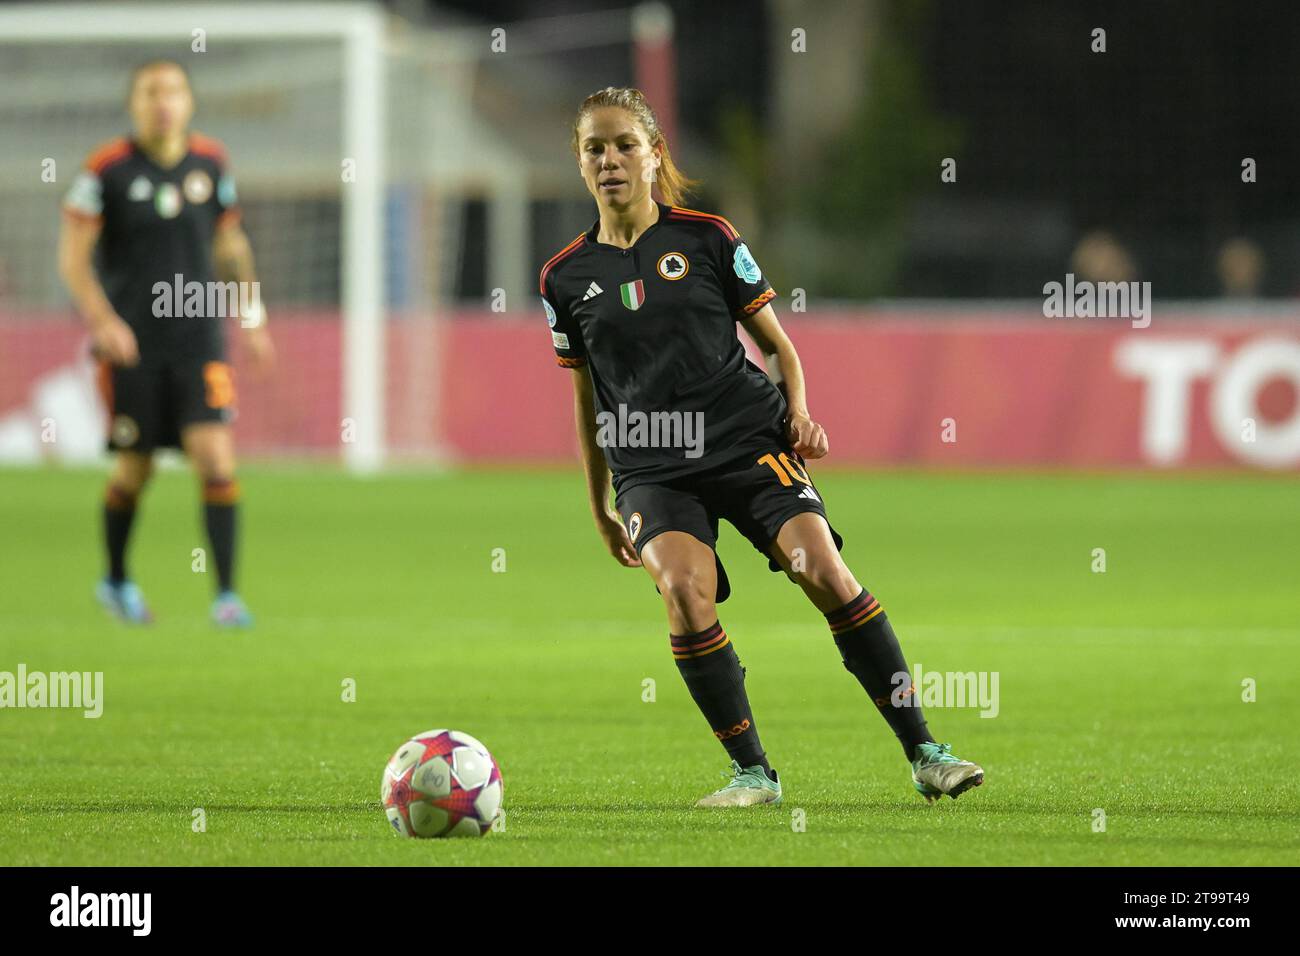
[[126, 59, 191, 101], [571, 87, 699, 208]]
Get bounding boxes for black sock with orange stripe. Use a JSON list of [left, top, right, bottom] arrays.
[[104, 484, 139, 584], [202, 477, 240, 593], [827, 589, 934, 760], [671, 622, 772, 776]]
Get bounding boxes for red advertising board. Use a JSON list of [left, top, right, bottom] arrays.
[[2, 308, 1297, 469]]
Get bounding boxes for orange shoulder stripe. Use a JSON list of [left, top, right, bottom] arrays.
[[667, 206, 739, 241], [188, 131, 228, 164], [538, 233, 585, 294], [85, 137, 132, 175]]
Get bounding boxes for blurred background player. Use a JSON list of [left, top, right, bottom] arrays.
[[58, 59, 274, 627], [541, 87, 983, 806]]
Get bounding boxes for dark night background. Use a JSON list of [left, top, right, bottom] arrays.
[[428, 0, 1300, 299]]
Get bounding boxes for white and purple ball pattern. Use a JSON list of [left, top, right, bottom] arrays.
[[381, 729, 503, 838]]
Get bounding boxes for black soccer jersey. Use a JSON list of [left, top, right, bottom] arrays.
[[63, 133, 240, 361], [540, 202, 785, 492]]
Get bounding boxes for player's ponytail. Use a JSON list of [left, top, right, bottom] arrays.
[[572, 87, 701, 208], [655, 141, 695, 209]]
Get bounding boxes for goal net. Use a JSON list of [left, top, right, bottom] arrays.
[[0, 3, 432, 469], [0, 2, 657, 469]]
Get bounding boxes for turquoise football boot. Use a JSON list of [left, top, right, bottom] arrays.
[[211, 590, 254, 628], [695, 760, 783, 807], [911, 742, 984, 803], [95, 577, 154, 624]]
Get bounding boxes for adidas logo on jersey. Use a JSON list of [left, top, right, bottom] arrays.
[[797, 487, 820, 502], [582, 282, 603, 301]]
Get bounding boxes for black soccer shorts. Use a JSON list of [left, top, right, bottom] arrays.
[[614, 446, 845, 604], [97, 356, 236, 452]]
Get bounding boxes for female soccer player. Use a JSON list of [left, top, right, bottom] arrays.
[[59, 60, 274, 627], [540, 88, 984, 806]]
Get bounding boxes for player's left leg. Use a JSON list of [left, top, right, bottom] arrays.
[[768, 513, 932, 754], [181, 421, 252, 627], [768, 513, 983, 802]]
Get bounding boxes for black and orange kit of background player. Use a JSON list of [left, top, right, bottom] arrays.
[[539, 203, 936, 778], [63, 133, 243, 594]]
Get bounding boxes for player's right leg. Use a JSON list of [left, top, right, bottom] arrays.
[[636, 525, 781, 807], [95, 358, 159, 624], [96, 450, 155, 623]]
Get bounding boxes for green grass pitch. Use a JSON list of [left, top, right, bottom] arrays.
[[1, 465, 1297, 866]]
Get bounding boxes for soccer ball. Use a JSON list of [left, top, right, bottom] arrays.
[[381, 729, 503, 838]]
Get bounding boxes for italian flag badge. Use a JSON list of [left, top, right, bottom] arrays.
[[619, 279, 646, 310]]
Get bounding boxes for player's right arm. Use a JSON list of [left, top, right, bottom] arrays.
[[58, 172, 139, 366], [572, 366, 640, 567], [542, 257, 640, 568]]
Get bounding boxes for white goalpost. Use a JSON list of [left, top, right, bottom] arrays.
[[0, 2, 388, 472]]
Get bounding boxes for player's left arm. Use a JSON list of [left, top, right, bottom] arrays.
[[213, 220, 274, 374], [740, 304, 828, 459]]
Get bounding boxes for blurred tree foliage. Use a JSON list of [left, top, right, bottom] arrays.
[[716, 1, 961, 300], [804, 3, 960, 297]]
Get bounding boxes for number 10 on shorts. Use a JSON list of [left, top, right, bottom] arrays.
[[757, 452, 812, 487]]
